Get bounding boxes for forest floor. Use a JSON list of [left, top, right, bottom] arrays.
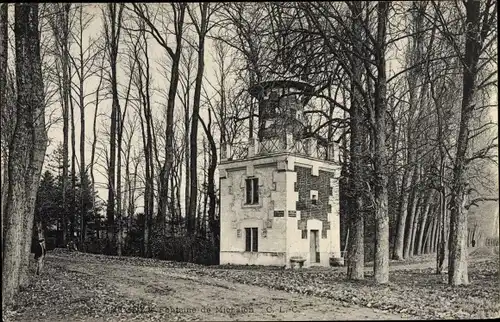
[[3, 246, 499, 321]]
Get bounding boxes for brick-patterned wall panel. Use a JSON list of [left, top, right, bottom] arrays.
[[295, 166, 336, 226]]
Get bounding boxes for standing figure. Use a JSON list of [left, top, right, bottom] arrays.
[[31, 221, 47, 275]]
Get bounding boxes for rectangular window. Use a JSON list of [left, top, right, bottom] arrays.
[[245, 178, 259, 204], [245, 227, 258, 252], [311, 193, 318, 205]]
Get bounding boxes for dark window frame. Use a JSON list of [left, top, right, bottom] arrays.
[[245, 178, 259, 204], [245, 227, 259, 252]]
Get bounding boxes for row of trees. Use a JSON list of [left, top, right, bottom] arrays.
[[1, 0, 497, 308]]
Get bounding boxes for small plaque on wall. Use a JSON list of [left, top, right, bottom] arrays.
[[262, 228, 267, 238], [288, 210, 296, 217], [274, 210, 285, 217], [237, 229, 241, 238]]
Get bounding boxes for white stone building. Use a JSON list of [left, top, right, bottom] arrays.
[[219, 80, 342, 268]]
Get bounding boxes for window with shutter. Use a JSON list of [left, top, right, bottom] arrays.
[[245, 227, 259, 252], [245, 178, 259, 204], [252, 228, 258, 252], [245, 228, 251, 251]]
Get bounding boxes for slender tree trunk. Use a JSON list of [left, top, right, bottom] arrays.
[[200, 111, 218, 261], [184, 78, 190, 232], [387, 122, 399, 256], [373, 0, 390, 284], [448, 0, 484, 286], [3, 3, 47, 306], [77, 4, 86, 247], [141, 27, 154, 257], [70, 66, 77, 242], [157, 4, 186, 232], [409, 198, 420, 257], [432, 212, 439, 253], [393, 162, 412, 260], [116, 97, 122, 256], [423, 208, 435, 254], [104, 4, 124, 254], [403, 166, 419, 259], [417, 196, 432, 255], [430, 213, 438, 253], [436, 187, 448, 274], [60, 4, 71, 247], [188, 4, 209, 237], [137, 74, 150, 257], [90, 68, 103, 242], [346, 0, 365, 281], [0, 3, 8, 256], [407, 191, 420, 258]]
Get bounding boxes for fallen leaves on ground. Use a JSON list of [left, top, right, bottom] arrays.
[[3, 248, 499, 321], [3, 252, 192, 322], [188, 250, 500, 320]]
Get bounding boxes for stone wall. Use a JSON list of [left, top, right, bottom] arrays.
[[295, 166, 336, 238]]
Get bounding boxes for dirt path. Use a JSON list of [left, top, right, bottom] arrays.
[[54, 255, 404, 321]]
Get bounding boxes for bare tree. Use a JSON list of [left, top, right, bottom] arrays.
[[48, 3, 72, 246], [186, 3, 217, 238], [69, 4, 102, 247], [3, 3, 47, 306], [131, 3, 187, 233], [102, 3, 124, 253], [0, 3, 9, 250], [446, 0, 497, 285]]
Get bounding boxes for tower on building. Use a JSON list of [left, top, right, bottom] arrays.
[[219, 79, 342, 267]]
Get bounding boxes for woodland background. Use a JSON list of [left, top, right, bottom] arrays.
[[1, 1, 498, 308]]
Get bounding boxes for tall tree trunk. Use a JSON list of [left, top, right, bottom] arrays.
[[90, 67, 103, 242], [428, 213, 436, 252], [157, 4, 186, 232], [137, 66, 151, 257], [409, 196, 421, 257], [188, 3, 209, 237], [448, 0, 484, 286], [70, 66, 77, 242], [184, 76, 190, 233], [387, 122, 399, 256], [373, 0, 390, 284], [140, 26, 154, 257], [436, 186, 448, 274], [423, 207, 436, 254], [417, 194, 432, 255], [0, 3, 8, 256], [200, 111, 218, 262], [116, 97, 122, 256], [104, 3, 124, 254], [77, 4, 87, 247], [432, 212, 439, 253], [346, 0, 365, 281], [403, 166, 419, 259], [60, 4, 71, 247], [3, 3, 47, 306], [393, 161, 412, 260]]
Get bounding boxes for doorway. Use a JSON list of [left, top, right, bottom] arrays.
[[310, 230, 320, 263]]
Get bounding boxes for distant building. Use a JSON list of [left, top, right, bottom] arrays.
[[219, 80, 341, 268]]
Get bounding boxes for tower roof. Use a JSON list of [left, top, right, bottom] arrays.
[[248, 79, 314, 98]]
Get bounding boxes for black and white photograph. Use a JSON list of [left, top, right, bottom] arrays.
[[1, 1, 498, 321]]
